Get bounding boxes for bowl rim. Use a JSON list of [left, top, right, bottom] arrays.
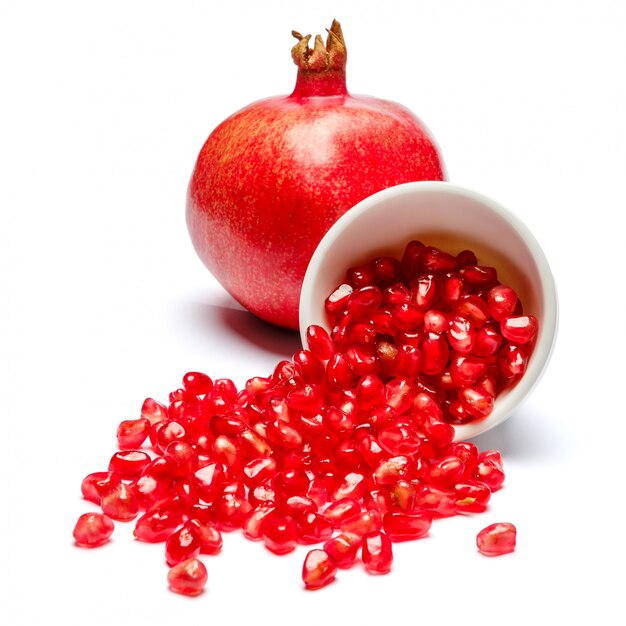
[[299, 180, 558, 441]]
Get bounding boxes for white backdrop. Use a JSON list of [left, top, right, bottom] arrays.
[[2, 1, 625, 624]]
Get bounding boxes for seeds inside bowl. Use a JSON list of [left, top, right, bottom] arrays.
[[320, 239, 538, 426]]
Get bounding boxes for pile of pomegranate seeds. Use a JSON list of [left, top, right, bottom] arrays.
[[73, 241, 532, 595]]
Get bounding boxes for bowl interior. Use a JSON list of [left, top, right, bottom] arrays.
[[299, 181, 558, 440]]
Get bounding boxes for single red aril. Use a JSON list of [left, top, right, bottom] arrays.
[[455, 295, 490, 327], [476, 522, 517, 556], [165, 524, 201, 566], [81, 471, 120, 504], [488, 285, 518, 321], [459, 386, 495, 419], [186, 20, 445, 330], [361, 531, 393, 574], [302, 549, 338, 590], [73, 513, 114, 548], [340, 509, 383, 537], [116, 417, 151, 449], [296, 512, 334, 544], [372, 456, 411, 485], [420, 332, 450, 375], [323, 533, 360, 569], [323, 497, 362, 527], [422, 246, 458, 274], [261, 513, 298, 555], [186, 519, 223, 555], [100, 482, 139, 522], [134, 507, 184, 543], [108, 450, 151, 478], [193, 462, 226, 504], [182, 371, 213, 395], [499, 343, 529, 379], [382, 510, 432, 542], [306, 325, 336, 360], [462, 265, 498, 290], [141, 397, 168, 426], [453, 481, 491, 514], [167, 558, 208, 596], [501, 315, 539, 344]]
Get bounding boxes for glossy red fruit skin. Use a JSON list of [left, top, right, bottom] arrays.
[[186, 20, 445, 330]]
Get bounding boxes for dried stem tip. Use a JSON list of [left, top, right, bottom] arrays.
[[291, 19, 347, 73]]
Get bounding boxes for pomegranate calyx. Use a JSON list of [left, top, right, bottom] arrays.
[[291, 20, 347, 98]]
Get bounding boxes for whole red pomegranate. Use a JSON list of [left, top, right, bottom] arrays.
[[186, 20, 446, 330]]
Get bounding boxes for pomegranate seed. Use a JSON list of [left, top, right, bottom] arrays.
[[473, 458, 506, 491], [323, 497, 362, 527], [462, 265, 498, 289], [306, 325, 335, 360], [302, 549, 338, 590], [261, 512, 298, 555], [361, 531, 393, 574], [186, 519, 223, 555], [340, 509, 383, 537], [453, 481, 491, 513], [347, 264, 376, 287], [476, 522, 517, 556], [456, 249, 478, 267], [297, 512, 334, 544], [450, 355, 488, 388], [382, 510, 432, 542], [108, 450, 151, 479], [193, 462, 226, 504], [501, 315, 539, 344], [274, 468, 310, 497], [182, 371, 213, 395], [411, 274, 440, 310], [323, 533, 360, 569], [81, 471, 119, 504], [167, 558, 208, 596], [325, 283, 353, 318], [473, 323, 503, 356], [134, 506, 184, 543], [442, 272, 467, 305], [488, 285, 518, 321], [347, 286, 383, 319], [100, 481, 139, 521], [455, 294, 490, 327], [293, 349, 325, 384], [400, 240, 425, 279], [141, 397, 168, 425], [459, 386, 494, 419], [73, 512, 114, 548], [420, 332, 450, 375], [116, 417, 151, 449], [372, 456, 411, 485], [165, 524, 201, 566], [422, 246, 458, 274], [372, 256, 402, 285], [499, 343, 529, 378]]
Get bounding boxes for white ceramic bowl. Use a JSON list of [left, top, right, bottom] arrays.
[[299, 181, 558, 441]]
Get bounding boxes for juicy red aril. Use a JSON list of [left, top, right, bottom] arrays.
[[323, 533, 360, 569], [165, 524, 201, 566], [462, 265, 498, 289], [116, 417, 151, 449], [476, 522, 517, 556], [297, 513, 334, 544], [420, 332, 450, 375], [261, 513, 298, 555], [488, 285, 518, 321], [499, 343, 529, 378], [193, 462, 226, 503], [382, 510, 432, 542], [182, 371, 213, 395], [361, 531, 393, 574], [167, 558, 208, 596], [347, 286, 383, 318], [73, 513, 114, 548], [455, 294, 490, 326], [500, 315, 539, 344], [134, 507, 184, 543], [400, 240, 425, 279], [323, 497, 362, 527], [108, 450, 151, 479], [453, 481, 491, 513], [306, 325, 335, 360], [81, 471, 119, 504], [302, 549, 338, 590], [141, 397, 168, 425], [186, 519, 223, 555], [100, 481, 139, 521], [422, 246, 458, 274], [340, 509, 383, 537]]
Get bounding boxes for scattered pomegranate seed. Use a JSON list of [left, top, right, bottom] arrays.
[[74, 241, 534, 596], [476, 522, 517, 556], [73, 512, 115, 548], [302, 549, 338, 590], [167, 558, 208, 596], [361, 531, 393, 574]]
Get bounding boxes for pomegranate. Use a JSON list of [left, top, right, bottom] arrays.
[[186, 20, 446, 330]]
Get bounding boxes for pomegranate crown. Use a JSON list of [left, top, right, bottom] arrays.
[[291, 19, 347, 73]]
